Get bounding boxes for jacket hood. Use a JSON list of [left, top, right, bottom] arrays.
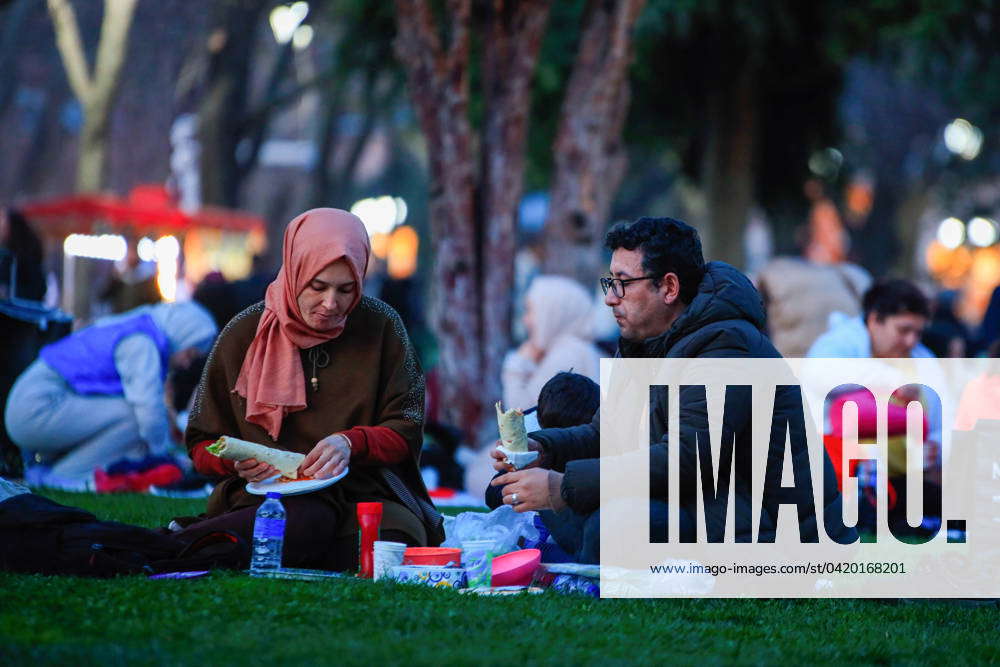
[[620, 261, 766, 358], [149, 301, 219, 353]]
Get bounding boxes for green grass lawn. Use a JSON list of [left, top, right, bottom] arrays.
[[1, 490, 997, 666]]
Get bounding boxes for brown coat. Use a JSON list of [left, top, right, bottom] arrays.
[[186, 297, 443, 545]]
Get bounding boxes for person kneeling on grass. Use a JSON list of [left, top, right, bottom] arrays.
[[177, 208, 443, 570], [5, 301, 217, 490]]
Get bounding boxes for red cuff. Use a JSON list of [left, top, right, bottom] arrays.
[[341, 426, 411, 465], [190, 439, 237, 477]]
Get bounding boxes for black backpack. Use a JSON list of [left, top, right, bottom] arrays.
[[0, 493, 247, 577]]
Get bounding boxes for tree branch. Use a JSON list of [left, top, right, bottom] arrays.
[[90, 0, 138, 99], [46, 0, 93, 101], [240, 64, 339, 131]]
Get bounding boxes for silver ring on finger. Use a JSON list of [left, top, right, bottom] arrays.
[[511, 492, 519, 505]]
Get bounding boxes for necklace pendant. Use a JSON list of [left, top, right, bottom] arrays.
[[311, 376, 319, 392]]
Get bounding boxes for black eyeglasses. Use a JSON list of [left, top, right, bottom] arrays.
[[599, 275, 658, 298]]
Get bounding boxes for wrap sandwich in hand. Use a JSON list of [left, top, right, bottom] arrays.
[[496, 401, 528, 452], [495, 402, 538, 469], [206, 435, 305, 480]]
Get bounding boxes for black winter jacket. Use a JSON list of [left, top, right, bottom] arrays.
[[531, 262, 854, 543]]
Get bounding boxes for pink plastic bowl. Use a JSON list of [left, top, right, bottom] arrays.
[[490, 548, 541, 587]]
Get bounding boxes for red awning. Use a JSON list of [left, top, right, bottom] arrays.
[[20, 185, 265, 236]]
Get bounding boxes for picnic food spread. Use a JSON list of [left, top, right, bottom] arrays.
[[207, 436, 305, 480]]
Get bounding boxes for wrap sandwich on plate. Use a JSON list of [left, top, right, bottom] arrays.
[[495, 402, 538, 469], [206, 436, 305, 480]]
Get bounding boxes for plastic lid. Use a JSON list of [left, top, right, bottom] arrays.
[[266, 492, 282, 499]]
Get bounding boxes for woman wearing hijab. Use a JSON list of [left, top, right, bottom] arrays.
[[5, 301, 218, 489], [502, 275, 601, 411], [180, 208, 442, 570]]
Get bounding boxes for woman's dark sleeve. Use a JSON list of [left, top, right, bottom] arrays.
[[184, 320, 245, 478]]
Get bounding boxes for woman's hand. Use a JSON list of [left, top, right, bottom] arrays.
[[234, 458, 278, 483], [301, 434, 351, 479]]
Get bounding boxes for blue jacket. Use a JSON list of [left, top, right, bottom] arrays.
[[807, 312, 935, 359]]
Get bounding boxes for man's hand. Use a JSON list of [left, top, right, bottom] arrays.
[[301, 434, 351, 479], [490, 437, 545, 472], [491, 468, 560, 512], [235, 458, 278, 483]]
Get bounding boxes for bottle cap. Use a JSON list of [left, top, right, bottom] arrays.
[[356, 501, 383, 516], [266, 492, 282, 499]]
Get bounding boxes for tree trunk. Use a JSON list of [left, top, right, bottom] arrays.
[[197, 0, 269, 207], [48, 0, 137, 192], [700, 61, 757, 268], [394, 0, 548, 441], [892, 185, 930, 278], [76, 99, 110, 193], [541, 0, 645, 286], [394, 0, 481, 439], [0, 0, 32, 119], [47, 0, 137, 319], [478, 1, 550, 439]]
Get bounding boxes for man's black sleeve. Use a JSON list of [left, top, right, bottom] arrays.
[[528, 411, 600, 472], [561, 458, 599, 514]]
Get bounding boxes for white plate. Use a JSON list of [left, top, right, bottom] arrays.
[[246, 467, 349, 496]]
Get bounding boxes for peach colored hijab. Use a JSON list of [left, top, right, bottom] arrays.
[[234, 208, 370, 439]]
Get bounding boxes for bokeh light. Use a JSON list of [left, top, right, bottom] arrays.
[[351, 196, 407, 236], [943, 118, 983, 160], [967, 216, 998, 247], [371, 232, 390, 260], [387, 225, 419, 279], [292, 24, 314, 50], [137, 237, 155, 262], [63, 234, 126, 261], [936, 217, 965, 249], [154, 235, 180, 302], [269, 2, 309, 44]]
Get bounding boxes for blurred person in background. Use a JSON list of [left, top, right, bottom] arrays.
[[100, 231, 160, 313], [977, 284, 1000, 353], [807, 278, 933, 360], [4, 301, 217, 489], [803, 178, 847, 265], [806, 279, 944, 536], [193, 255, 277, 330], [756, 257, 871, 357], [502, 275, 601, 411], [0, 207, 46, 302], [954, 341, 1000, 431], [922, 290, 972, 358]]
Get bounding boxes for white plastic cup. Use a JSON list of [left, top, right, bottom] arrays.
[[373, 540, 407, 581]]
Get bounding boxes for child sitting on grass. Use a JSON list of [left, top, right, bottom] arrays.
[[485, 372, 599, 510]]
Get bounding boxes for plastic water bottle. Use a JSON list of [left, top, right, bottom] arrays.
[[250, 492, 286, 575]]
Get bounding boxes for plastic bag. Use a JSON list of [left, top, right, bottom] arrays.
[[441, 505, 540, 555], [0, 477, 30, 504]]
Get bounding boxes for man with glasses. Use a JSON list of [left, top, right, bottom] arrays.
[[492, 216, 851, 563]]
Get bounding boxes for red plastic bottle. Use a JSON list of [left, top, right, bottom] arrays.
[[356, 502, 383, 578]]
